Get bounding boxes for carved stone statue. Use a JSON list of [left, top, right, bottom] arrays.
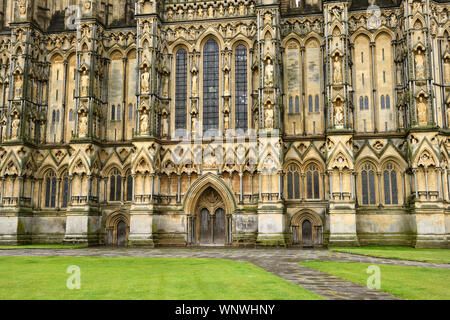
[[191, 69, 198, 96], [415, 48, 425, 79], [1, 121, 6, 141], [162, 113, 169, 137], [11, 113, 20, 139], [417, 95, 428, 125], [224, 69, 230, 95], [14, 73, 22, 99], [333, 55, 343, 83], [162, 72, 169, 97], [78, 111, 88, 137], [334, 99, 344, 126], [141, 67, 150, 94], [444, 57, 450, 84], [17, 0, 27, 17], [80, 70, 89, 96], [140, 110, 149, 134], [264, 57, 274, 87], [264, 101, 274, 129]]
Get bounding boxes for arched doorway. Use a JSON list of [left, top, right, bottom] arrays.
[[188, 187, 230, 246], [106, 212, 129, 246], [291, 211, 323, 247]]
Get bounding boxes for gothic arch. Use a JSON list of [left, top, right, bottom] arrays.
[[183, 173, 237, 215]]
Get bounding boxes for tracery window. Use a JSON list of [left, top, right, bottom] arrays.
[[109, 169, 122, 202], [126, 174, 133, 202], [203, 39, 219, 134], [383, 163, 398, 205], [175, 49, 187, 130], [235, 45, 248, 131], [306, 164, 320, 199], [61, 174, 69, 208], [286, 165, 300, 200], [44, 171, 57, 208], [111, 105, 115, 121], [361, 163, 376, 205]]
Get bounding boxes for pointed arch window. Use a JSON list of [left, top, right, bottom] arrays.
[[61, 174, 69, 208], [126, 175, 133, 201], [361, 163, 376, 205], [235, 45, 248, 131], [111, 105, 116, 121], [175, 48, 187, 130], [203, 39, 220, 134], [308, 95, 313, 113], [306, 164, 320, 199], [386, 95, 390, 109], [295, 96, 300, 114], [383, 163, 398, 205], [315, 95, 319, 112], [364, 96, 369, 110], [289, 96, 293, 114], [109, 169, 122, 202], [286, 165, 300, 200], [381, 95, 385, 109], [359, 96, 364, 110], [117, 104, 121, 121], [128, 103, 133, 121], [44, 171, 57, 208]]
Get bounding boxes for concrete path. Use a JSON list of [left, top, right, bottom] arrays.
[[1, 247, 448, 300]]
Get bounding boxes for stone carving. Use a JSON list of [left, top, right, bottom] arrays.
[[191, 67, 198, 96], [264, 100, 274, 129], [78, 110, 88, 137], [264, 57, 274, 87], [334, 97, 344, 126], [11, 113, 20, 139], [16, 0, 27, 18], [417, 95, 428, 125], [161, 109, 169, 137], [444, 55, 450, 83], [141, 66, 150, 94], [415, 48, 425, 79], [140, 109, 149, 134], [223, 66, 230, 95], [80, 69, 89, 96], [333, 54, 343, 83], [14, 72, 22, 99]]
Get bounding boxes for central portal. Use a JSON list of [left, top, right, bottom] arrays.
[[193, 187, 228, 246]]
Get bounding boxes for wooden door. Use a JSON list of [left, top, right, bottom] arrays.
[[117, 220, 127, 246], [199, 208, 212, 244], [213, 208, 225, 245], [302, 220, 312, 246]]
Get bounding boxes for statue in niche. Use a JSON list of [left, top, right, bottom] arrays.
[[191, 101, 198, 132], [140, 109, 149, 134], [334, 99, 344, 126], [83, 0, 92, 11], [219, 4, 224, 16], [17, 0, 27, 17], [161, 111, 169, 137], [239, 3, 245, 15], [11, 113, 20, 139], [444, 56, 450, 83], [253, 106, 259, 131], [208, 5, 214, 18], [162, 72, 169, 97], [249, 3, 255, 15], [264, 101, 274, 129], [1, 121, 6, 141], [228, 4, 235, 15], [80, 69, 89, 96], [223, 68, 230, 95], [14, 73, 22, 99], [417, 95, 428, 125], [197, 7, 204, 18], [446, 102, 450, 127], [264, 57, 274, 87], [333, 55, 343, 83], [415, 48, 426, 79], [191, 68, 198, 96], [30, 118, 35, 140], [78, 111, 88, 137], [398, 106, 404, 128], [167, 8, 174, 21], [141, 66, 150, 94]]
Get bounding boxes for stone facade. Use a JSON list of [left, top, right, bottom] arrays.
[[0, 0, 449, 248]]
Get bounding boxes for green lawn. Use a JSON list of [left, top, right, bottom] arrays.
[[0, 256, 322, 300], [0, 244, 88, 250], [300, 260, 450, 300], [330, 246, 450, 264]]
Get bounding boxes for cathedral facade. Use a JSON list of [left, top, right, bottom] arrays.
[[0, 0, 449, 248]]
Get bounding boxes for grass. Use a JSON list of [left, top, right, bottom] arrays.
[[0, 256, 322, 300], [0, 244, 88, 250], [330, 246, 450, 264], [300, 260, 450, 300]]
